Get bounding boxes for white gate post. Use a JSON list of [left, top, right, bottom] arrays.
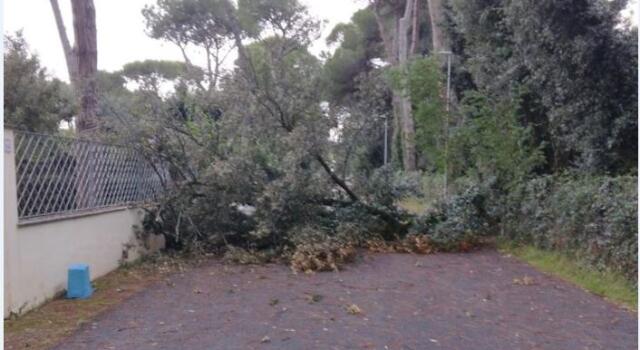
[[4, 128, 19, 316]]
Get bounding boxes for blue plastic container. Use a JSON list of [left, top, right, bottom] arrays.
[[66, 264, 93, 299]]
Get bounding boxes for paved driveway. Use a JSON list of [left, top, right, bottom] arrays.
[[53, 250, 637, 349]]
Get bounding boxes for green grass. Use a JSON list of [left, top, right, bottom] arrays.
[[398, 197, 429, 214], [498, 241, 637, 311]]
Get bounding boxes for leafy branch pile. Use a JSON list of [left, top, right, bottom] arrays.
[[96, 0, 483, 271]]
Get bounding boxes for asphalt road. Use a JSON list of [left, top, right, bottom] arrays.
[[52, 250, 637, 349]]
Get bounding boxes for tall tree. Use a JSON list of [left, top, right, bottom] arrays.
[[427, 0, 446, 53], [444, 0, 637, 174], [368, 0, 445, 171], [324, 8, 383, 102], [368, 0, 418, 170], [72, 0, 98, 133], [396, 0, 418, 170], [50, 0, 78, 87], [49, 0, 98, 134], [143, 0, 237, 95]]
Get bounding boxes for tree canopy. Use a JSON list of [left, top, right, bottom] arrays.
[[4, 32, 74, 132]]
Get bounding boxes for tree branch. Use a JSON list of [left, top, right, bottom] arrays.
[[315, 154, 359, 202]]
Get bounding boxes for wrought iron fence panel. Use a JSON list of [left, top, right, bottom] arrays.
[[14, 131, 167, 220]]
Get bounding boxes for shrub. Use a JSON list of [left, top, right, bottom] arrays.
[[503, 174, 637, 283], [410, 185, 490, 251]]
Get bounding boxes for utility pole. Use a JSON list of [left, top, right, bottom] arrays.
[[439, 51, 452, 198]]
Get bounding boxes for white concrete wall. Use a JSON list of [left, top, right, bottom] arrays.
[[4, 129, 164, 317]]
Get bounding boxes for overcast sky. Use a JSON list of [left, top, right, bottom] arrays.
[[3, 0, 637, 83], [4, 0, 367, 82]]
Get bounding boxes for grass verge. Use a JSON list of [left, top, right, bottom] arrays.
[[4, 254, 190, 350], [498, 241, 637, 311], [397, 197, 428, 215]]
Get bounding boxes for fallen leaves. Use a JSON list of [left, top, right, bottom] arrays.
[[290, 242, 357, 273], [346, 304, 363, 315], [366, 235, 433, 255], [306, 293, 323, 304], [513, 276, 535, 286], [224, 246, 274, 265]]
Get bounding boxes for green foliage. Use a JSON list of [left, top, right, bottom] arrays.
[[4, 32, 74, 132], [504, 0, 637, 173], [114, 0, 637, 282], [330, 70, 392, 178], [444, 0, 637, 174], [129, 0, 412, 261], [141, 157, 411, 253], [121, 60, 201, 91], [449, 90, 544, 188], [323, 8, 382, 102], [142, 0, 234, 44], [503, 174, 638, 283], [122, 60, 187, 80], [238, 0, 319, 42], [142, 0, 237, 93], [390, 57, 446, 170], [323, 47, 367, 100], [359, 165, 421, 209], [411, 185, 489, 250]]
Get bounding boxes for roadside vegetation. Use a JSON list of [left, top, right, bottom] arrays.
[[4, 0, 637, 286], [499, 242, 637, 311]]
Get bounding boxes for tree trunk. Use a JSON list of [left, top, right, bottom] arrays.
[[427, 0, 445, 53], [397, 0, 417, 171], [372, 2, 397, 65], [71, 0, 98, 134], [391, 93, 402, 165], [50, 0, 79, 87], [390, 15, 402, 166], [409, 0, 419, 55], [371, 0, 418, 171]]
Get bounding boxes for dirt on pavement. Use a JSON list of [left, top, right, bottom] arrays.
[[49, 250, 637, 350]]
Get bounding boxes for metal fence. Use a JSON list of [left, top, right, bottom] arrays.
[[14, 131, 167, 220]]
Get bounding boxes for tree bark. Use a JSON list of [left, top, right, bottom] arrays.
[[71, 0, 98, 134], [370, 0, 418, 171], [409, 0, 419, 55], [315, 154, 359, 202], [397, 0, 417, 171], [427, 0, 445, 53], [371, 1, 397, 65], [50, 0, 79, 87]]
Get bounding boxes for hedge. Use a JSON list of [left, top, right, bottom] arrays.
[[502, 174, 637, 283]]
